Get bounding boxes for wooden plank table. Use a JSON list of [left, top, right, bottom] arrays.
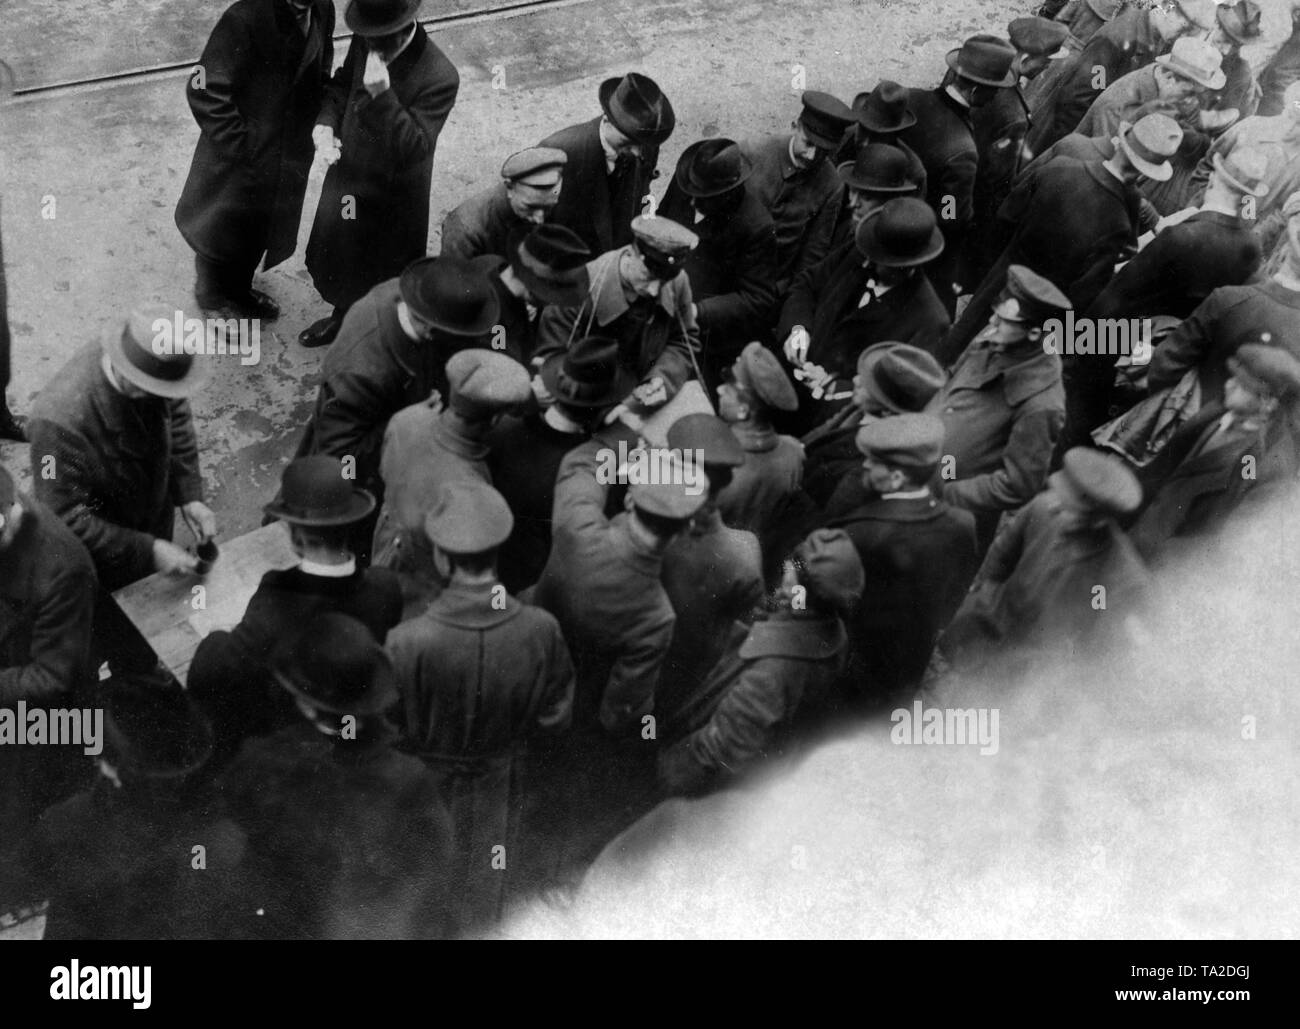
[[111, 522, 298, 686]]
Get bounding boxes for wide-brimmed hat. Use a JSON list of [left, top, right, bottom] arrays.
[[852, 81, 916, 134], [272, 613, 398, 717], [540, 334, 636, 408], [837, 142, 918, 193], [598, 72, 675, 146], [102, 306, 211, 399], [674, 138, 753, 198], [857, 342, 946, 414], [345, 0, 422, 37], [854, 197, 944, 267], [507, 223, 591, 306], [1051, 447, 1142, 516], [1212, 148, 1269, 197], [102, 681, 215, 781], [399, 256, 500, 337], [263, 455, 377, 527], [1155, 36, 1227, 90], [1117, 115, 1182, 181], [946, 35, 1018, 88]]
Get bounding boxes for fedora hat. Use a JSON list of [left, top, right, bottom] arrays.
[[854, 197, 944, 268], [837, 142, 917, 193], [345, 0, 422, 37], [1155, 36, 1227, 90], [946, 35, 1018, 88], [541, 334, 635, 408], [399, 256, 500, 337], [1212, 148, 1269, 197], [102, 305, 210, 399], [508, 223, 591, 306], [598, 72, 675, 146], [1217, 0, 1263, 45], [857, 342, 946, 414], [674, 138, 753, 198], [102, 680, 215, 781], [271, 613, 398, 717], [263, 455, 376, 527], [852, 81, 916, 134], [1117, 115, 1182, 181]]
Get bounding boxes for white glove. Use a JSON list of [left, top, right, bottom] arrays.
[[312, 124, 341, 167], [783, 326, 810, 366]]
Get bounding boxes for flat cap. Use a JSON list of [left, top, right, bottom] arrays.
[[424, 480, 515, 554], [994, 264, 1072, 326], [1173, 0, 1221, 32], [1228, 339, 1300, 398], [798, 90, 854, 149], [446, 348, 532, 419], [629, 453, 709, 520], [1054, 447, 1143, 516], [501, 146, 568, 186], [855, 412, 945, 471], [857, 342, 946, 414], [667, 412, 746, 468], [735, 341, 798, 412], [1008, 16, 1069, 57], [631, 214, 698, 276], [792, 528, 865, 613]]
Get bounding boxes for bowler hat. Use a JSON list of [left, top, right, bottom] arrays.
[[598, 72, 675, 146], [734, 341, 798, 412], [1052, 447, 1143, 516], [946, 35, 1018, 88], [837, 142, 917, 193], [1117, 115, 1182, 182], [101, 681, 215, 781], [667, 413, 746, 468], [399, 256, 500, 337], [855, 412, 945, 471], [508, 223, 591, 307], [1212, 148, 1268, 198], [263, 455, 376, 527], [857, 342, 946, 414], [674, 138, 753, 198], [1155, 36, 1227, 90], [102, 305, 211, 400], [1217, 0, 1263, 45], [797, 91, 854, 149], [792, 528, 865, 614], [852, 81, 916, 134], [854, 197, 944, 267], [345, 0, 422, 37], [272, 614, 399, 717], [1228, 340, 1300, 398], [424, 480, 514, 554], [540, 334, 636, 408]]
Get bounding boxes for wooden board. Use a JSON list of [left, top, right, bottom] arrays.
[[623, 379, 716, 447], [111, 522, 298, 686]]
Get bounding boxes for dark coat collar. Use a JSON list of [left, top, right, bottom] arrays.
[[830, 492, 947, 524]]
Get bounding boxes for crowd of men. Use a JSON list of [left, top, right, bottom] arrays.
[[5, 0, 1300, 938]]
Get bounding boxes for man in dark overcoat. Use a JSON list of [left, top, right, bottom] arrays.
[[440, 147, 568, 261], [300, 0, 460, 348], [175, 0, 334, 319]]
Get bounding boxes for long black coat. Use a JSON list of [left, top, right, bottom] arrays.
[[306, 27, 459, 309], [539, 116, 660, 255], [175, 0, 334, 268]]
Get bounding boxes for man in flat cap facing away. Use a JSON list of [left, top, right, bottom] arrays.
[[1130, 340, 1300, 562], [829, 414, 978, 709], [372, 348, 531, 617], [538, 72, 674, 255], [715, 342, 805, 549], [188, 455, 402, 768], [441, 147, 569, 261], [300, 0, 460, 349], [175, 0, 335, 324], [938, 448, 1149, 675], [658, 415, 764, 713], [739, 91, 855, 296], [777, 197, 949, 437], [657, 528, 864, 796], [928, 265, 1069, 547], [659, 137, 779, 387], [294, 255, 500, 533], [489, 335, 631, 594], [535, 214, 702, 415], [219, 613, 455, 939], [898, 35, 1019, 310], [387, 480, 574, 930]]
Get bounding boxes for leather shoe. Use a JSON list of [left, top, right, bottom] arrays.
[[298, 314, 341, 348], [240, 288, 281, 321]]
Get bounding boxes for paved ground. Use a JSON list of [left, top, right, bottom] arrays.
[[0, 0, 1009, 537]]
